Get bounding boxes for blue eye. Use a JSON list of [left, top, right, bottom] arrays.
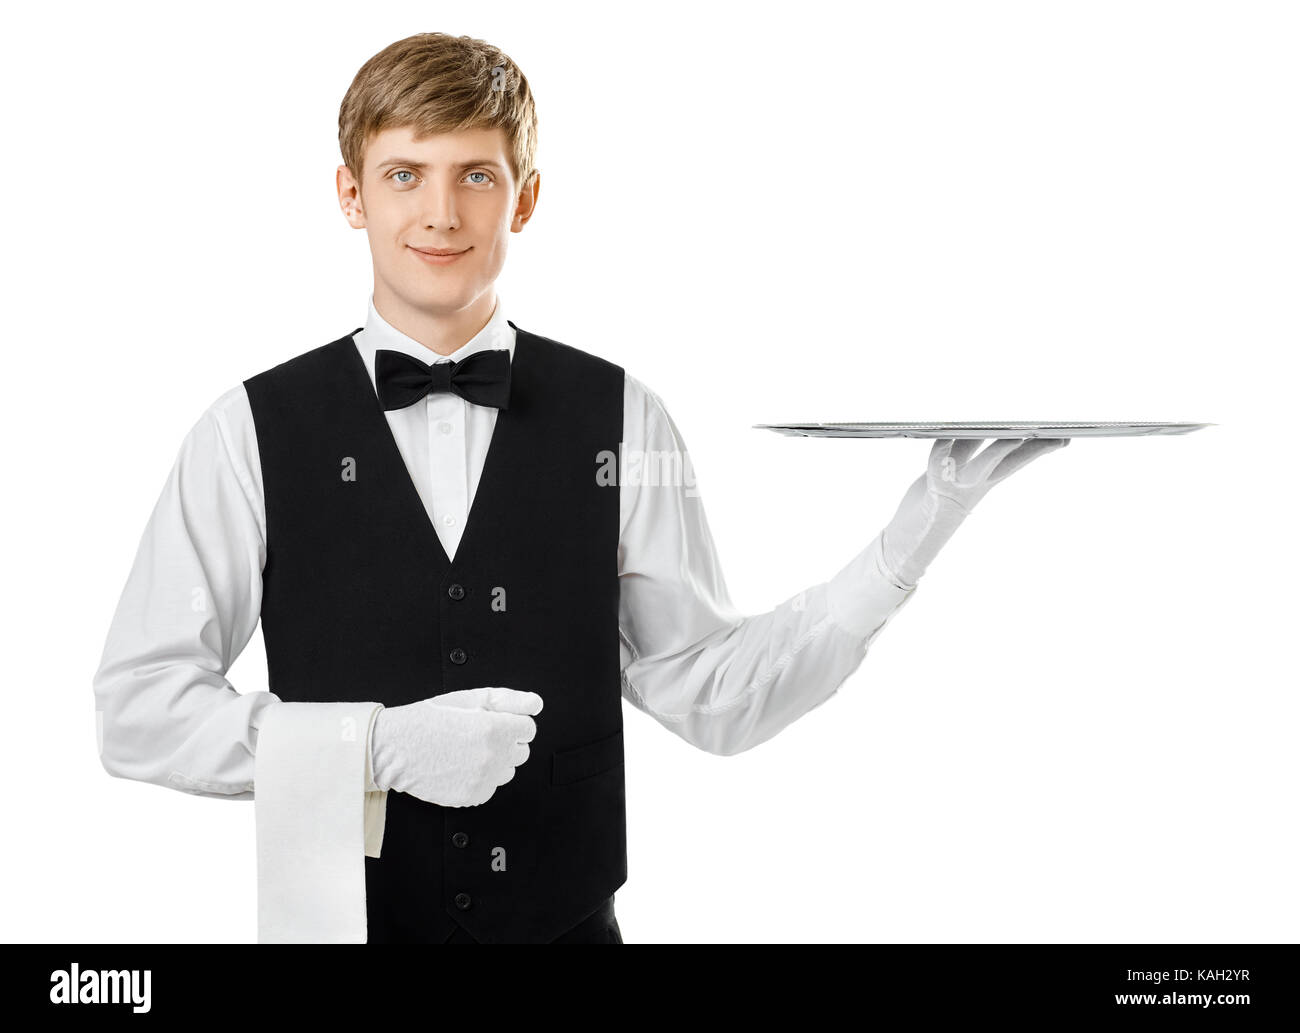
[[466, 171, 491, 185], [392, 170, 415, 184]]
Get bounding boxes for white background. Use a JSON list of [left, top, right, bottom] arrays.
[[2, 1, 1295, 943]]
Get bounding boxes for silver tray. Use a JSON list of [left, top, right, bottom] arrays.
[[753, 422, 1213, 439]]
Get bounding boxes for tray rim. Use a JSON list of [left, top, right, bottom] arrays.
[[752, 421, 1215, 437]]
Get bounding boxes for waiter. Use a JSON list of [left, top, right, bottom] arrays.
[[91, 32, 1068, 943]]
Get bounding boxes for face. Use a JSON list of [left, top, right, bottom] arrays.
[[337, 124, 538, 326]]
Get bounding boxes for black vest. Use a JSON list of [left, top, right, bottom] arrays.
[[243, 322, 627, 943]]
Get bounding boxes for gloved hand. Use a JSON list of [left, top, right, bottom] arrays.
[[880, 437, 1070, 588], [369, 687, 543, 807]]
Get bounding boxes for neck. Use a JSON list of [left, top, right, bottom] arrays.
[[371, 284, 497, 357]]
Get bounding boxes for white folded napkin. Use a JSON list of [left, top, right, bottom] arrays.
[[254, 700, 387, 943]]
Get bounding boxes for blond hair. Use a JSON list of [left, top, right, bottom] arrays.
[[339, 33, 538, 194]]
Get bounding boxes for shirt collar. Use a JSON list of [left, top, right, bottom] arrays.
[[352, 292, 515, 393]]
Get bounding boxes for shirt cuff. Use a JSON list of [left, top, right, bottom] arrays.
[[363, 704, 382, 793], [363, 704, 387, 858], [826, 533, 917, 640]]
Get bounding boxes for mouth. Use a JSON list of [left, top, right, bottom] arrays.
[[408, 245, 471, 265]]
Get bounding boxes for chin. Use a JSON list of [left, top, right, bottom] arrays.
[[407, 281, 477, 310]]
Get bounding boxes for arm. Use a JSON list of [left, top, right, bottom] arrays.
[[92, 386, 389, 852], [92, 387, 278, 797], [617, 376, 916, 757]]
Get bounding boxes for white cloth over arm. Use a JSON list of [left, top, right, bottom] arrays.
[[92, 387, 388, 941], [617, 377, 918, 756], [255, 700, 385, 942]]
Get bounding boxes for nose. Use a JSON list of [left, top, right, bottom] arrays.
[[421, 181, 460, 232]]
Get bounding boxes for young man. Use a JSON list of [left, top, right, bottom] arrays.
[[92, 32, 1067, 944]]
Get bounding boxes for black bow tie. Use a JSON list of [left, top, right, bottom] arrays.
[[374, 347, 512, 411]]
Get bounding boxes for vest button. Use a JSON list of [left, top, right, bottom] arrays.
[[447, 583, 465, 600], [449, 647, 467, 664], [454, 892, 473, 910], [452, 832, 469, 848]]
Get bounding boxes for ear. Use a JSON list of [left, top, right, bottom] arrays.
[[511, 169, 541, 231], [338, 164, 366, 228]]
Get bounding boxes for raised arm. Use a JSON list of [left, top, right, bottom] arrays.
[[617, 377, 1068, 757], [618, 377, 918, 756]]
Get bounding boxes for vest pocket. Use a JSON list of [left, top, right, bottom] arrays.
[[551, 729, 624, 785]]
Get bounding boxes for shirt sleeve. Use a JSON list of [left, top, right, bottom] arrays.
[[92, 386, 277, 798], [91, 387, 390, 856], [617, 375, 918, 757]]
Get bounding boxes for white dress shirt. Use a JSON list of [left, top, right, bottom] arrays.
[[93, 291, 916, 815]]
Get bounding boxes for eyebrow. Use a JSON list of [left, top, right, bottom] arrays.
[[374, 157, 505, 171]]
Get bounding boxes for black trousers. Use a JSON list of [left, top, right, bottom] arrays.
[[442, 895, 623, 944]]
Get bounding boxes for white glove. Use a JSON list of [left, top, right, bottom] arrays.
[[880, 437, 1070, 588], [369, 687, 543, 807]]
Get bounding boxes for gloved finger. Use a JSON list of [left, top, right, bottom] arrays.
[[946, 438, 984, 466], [926, 438, 956, 475], [929, 439, 984, 494], [478, 686, 545, 715], [510, 741, 531, 768], [495, 712, 539, 744], [987, 437, 1070, 482], [431, 687, 499, 709], [962, 438, 1026, 482]]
